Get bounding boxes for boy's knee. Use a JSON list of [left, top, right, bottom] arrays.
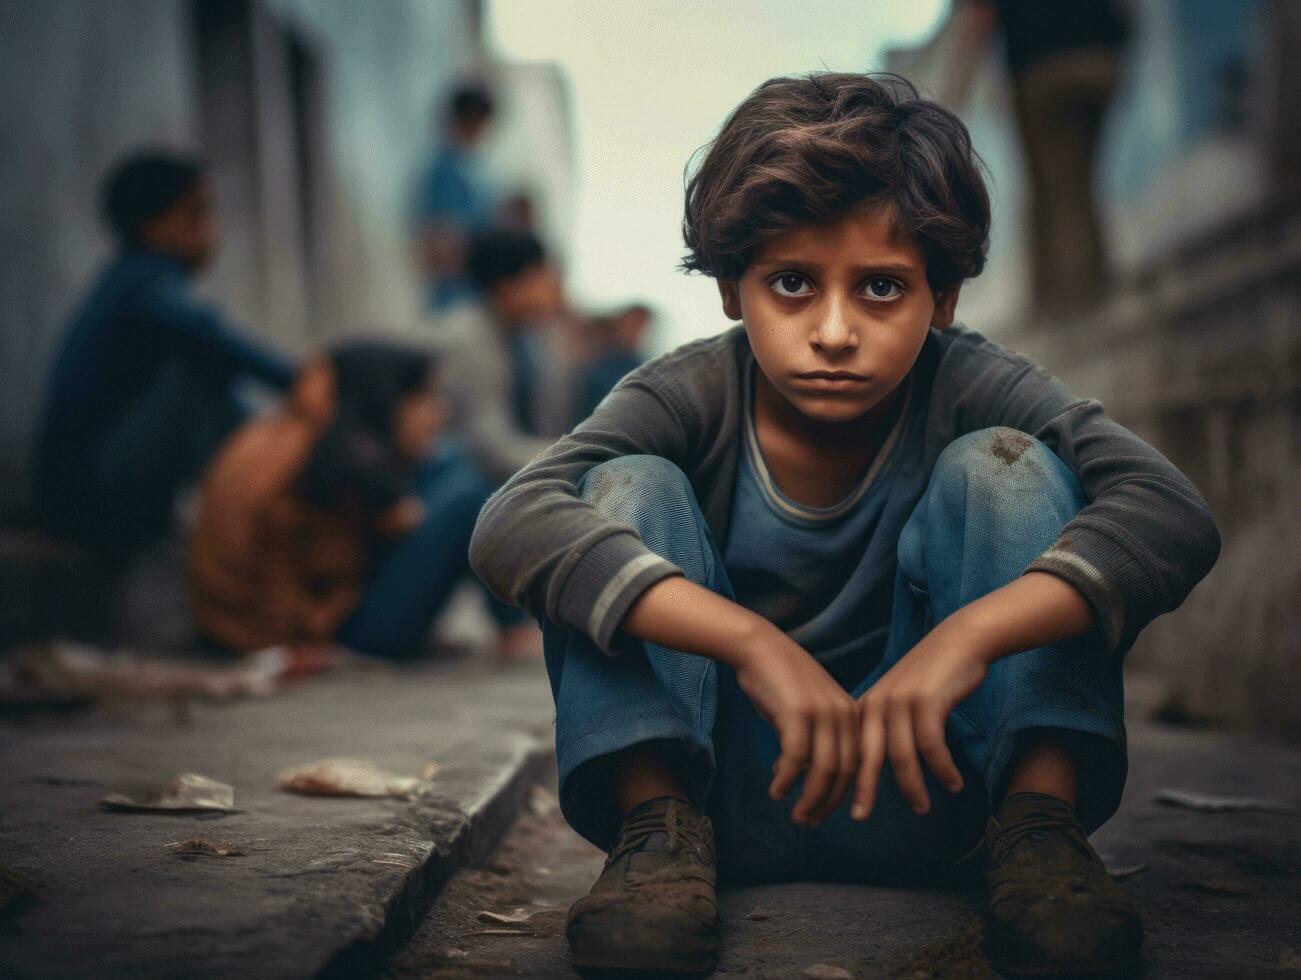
[[930, 427, 1080, 509], [579, 455, 695, 525]]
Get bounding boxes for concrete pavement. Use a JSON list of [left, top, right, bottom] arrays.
[[389, 703, 1301, 979], [0, 656, 553, 979], [3, 652, 1300, 979]]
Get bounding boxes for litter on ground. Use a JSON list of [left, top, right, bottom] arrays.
[[276, 758, 432, 798], [101, 773, 236, 812], [10, 641, 339, 703], [1154, 788, 1297, 814]]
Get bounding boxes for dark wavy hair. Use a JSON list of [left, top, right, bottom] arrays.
[[297, 341, 436, 516], [681, 73, 990, 291]]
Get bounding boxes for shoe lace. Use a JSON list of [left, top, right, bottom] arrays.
[[955, 803, 1096, 870], [608, 799, 705, 865]]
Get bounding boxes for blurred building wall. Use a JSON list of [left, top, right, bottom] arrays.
[[0, 0, 484, 518], [1014, 208, 1301, 737], [892, 0, 1301, 736], [480, 60, 577, 273]]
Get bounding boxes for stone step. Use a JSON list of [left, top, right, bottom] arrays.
[[0, 658, 554, 979]]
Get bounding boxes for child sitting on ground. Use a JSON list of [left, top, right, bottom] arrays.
[[434, 228, 567, 484], [468, 73, 1220, 976], [187, 340, 538, 662], [37, 150, 293, 561]]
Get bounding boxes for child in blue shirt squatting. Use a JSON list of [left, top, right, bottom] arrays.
[[469, 73, 1220, 976]]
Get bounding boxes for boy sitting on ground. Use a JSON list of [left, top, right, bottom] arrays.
[[36, 150, 293, 560], [434, 228, 567, 484], [469, 73, 1220, 976]]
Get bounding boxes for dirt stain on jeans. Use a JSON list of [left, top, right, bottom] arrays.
[[990, 430, 1033, 466]]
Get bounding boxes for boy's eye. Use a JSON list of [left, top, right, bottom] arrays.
[[769, 273, 812, 297], [862, 277, 902, 302]]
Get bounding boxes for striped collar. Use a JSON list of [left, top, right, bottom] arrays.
[[742, 363, 914, 523]]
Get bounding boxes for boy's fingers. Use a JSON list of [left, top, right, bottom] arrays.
[[814, 716, 859, 824], [793, 717, 836, 823], [887, 705, 930, 814], [914, 708, 963, 793], [769, 718, 809, 801], [852, 709, 885, 820]]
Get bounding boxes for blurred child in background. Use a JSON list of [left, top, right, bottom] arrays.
[[414, 81, 499, 312], [36, 150, 293, 561], [576, 302, 654, 421], [187, 340, 537, 661], [434, 228, 566, 483]]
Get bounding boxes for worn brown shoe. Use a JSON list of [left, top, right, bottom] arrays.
[[971, 791, 1142, 976], [566, 795, 719, 973]]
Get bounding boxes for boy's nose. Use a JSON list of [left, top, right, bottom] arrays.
[[812, 299, 858, 353]]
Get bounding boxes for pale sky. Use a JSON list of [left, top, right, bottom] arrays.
[[486, 0, 949, 352]]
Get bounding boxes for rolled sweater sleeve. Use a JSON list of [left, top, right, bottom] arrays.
[[947, 335, 1222, 655], [469, 358, 697, 654]]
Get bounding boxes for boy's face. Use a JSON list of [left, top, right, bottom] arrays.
[[138, 180, 218, 272], [718, 206, 958, 425], [394, 375, 447, 463], [492, 261, 564, 327]]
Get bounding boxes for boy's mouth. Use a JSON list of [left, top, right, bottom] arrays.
[[796, 370, 867, 380], [792, 369, 869, 390]]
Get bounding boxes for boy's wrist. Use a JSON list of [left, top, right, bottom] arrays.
[[710, 610, 780, 671], [937, 572, 1098, 667], [936, 604, 1011, 667]]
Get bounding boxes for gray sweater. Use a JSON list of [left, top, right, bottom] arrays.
[[433, 303, 555, 483], [469, 324, 1220, 659]]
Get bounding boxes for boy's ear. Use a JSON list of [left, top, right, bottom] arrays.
[[717, 280, 743, 321], [931, 286, 961, 328]]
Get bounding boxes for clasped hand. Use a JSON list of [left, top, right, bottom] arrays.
[[735, 618, 990, 827]]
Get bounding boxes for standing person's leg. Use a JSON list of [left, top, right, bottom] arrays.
[[1014, 53, 1120, 316], [336, 446, 493, 659], [1066, 51, 1121, 301], [1009, 72, 1059, 314]]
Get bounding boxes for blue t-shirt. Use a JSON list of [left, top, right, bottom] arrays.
[[722, 364, 930, 687], [417, 145, 497, 310]]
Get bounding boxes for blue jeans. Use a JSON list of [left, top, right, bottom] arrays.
[[338, 445, 525, 659], [541, 428, 1127, 886]]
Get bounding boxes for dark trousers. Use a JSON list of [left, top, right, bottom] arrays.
[[336, 444, 527, 659], [48, 360, 244, 559]]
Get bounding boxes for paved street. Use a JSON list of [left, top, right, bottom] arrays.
[[390, 700, 1301, 979], [2, 654, 1299, 979], [0, 656, 553, 979]]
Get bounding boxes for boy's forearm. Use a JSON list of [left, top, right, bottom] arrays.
[[623, 570, 1097, 670], [621, 575, 771, 670], [943, 571, 1098, 665]]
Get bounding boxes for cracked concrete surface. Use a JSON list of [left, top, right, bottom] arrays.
[[0, 657, 552, 980], [3, 655, 1299, 979], [389, 714, 1301, 979]]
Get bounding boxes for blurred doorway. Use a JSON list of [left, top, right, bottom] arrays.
[[190, 0, 331, 348]]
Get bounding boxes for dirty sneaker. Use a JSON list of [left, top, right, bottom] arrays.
[[972, 791, 1142, 975], [566, 795, 719, 973]]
